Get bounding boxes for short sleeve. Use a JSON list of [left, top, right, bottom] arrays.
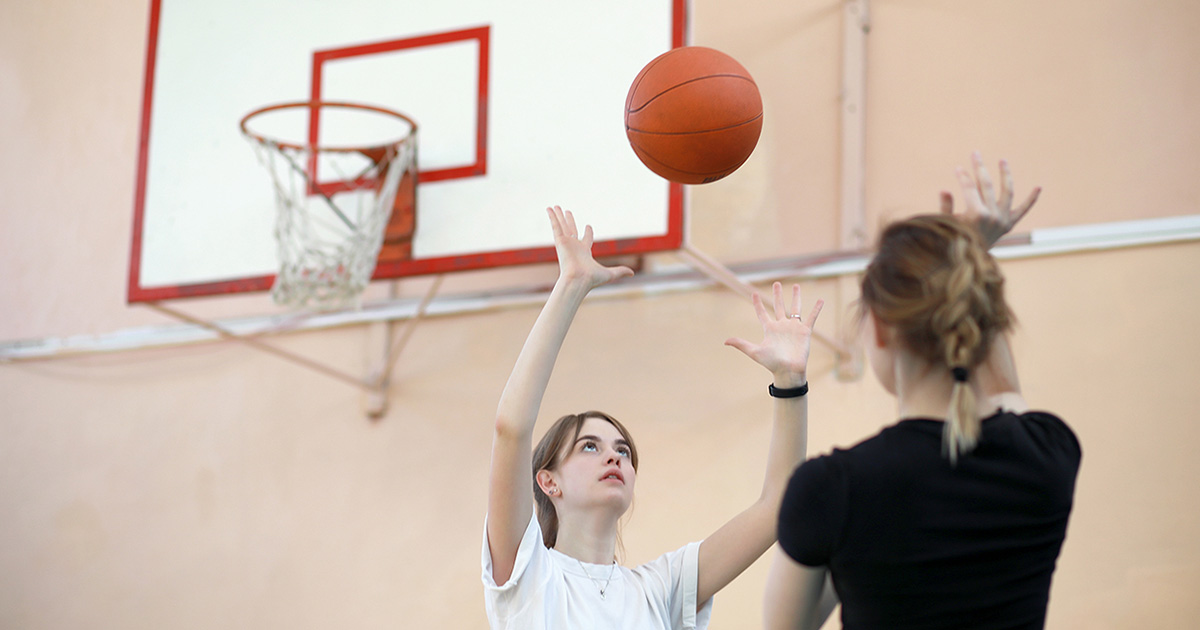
[[1024, 411, 1082, 466], [481, 513, 551, 623], [632, 541, 714, 630], [777, 455, 849, 567]]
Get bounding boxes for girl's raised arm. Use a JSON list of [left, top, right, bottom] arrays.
[[693, 282, 823, 606], [486, 206, 632, 586]]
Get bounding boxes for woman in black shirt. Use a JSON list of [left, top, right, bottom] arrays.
[[764, 154, 1081, 630]]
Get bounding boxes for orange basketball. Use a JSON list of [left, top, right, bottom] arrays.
[[625, 46, 763, 185]]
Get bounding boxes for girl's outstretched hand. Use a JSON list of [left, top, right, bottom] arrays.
[[547, 205, 634, 290], [725, 282, 824, 384], [940, 151, 1041, 246]]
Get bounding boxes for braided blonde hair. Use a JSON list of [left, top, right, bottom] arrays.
[[860, 215, 1014, 463]]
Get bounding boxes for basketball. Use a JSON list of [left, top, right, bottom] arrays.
[[625, 46, 763, 185]]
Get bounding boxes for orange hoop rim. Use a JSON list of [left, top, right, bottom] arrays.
[[239, 100, 417, 153]]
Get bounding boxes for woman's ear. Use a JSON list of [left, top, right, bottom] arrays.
[[869, 311, 891, 349], [535, 469, 558, 498]]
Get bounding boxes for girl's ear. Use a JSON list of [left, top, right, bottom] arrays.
[[869, 311, 891, 349], [535, 469, 558, 498]]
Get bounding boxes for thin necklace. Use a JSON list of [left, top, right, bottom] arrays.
[[575, 558, 618, 599]]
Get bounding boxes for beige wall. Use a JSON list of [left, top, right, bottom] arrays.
[[3, 0, 1199, 628]]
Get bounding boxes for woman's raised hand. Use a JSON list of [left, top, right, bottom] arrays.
[[725, 282, 824, 384], [941, 152, 1041, 246], [547, 205, 634, 290]]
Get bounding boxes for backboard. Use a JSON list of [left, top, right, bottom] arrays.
[[129, 0, 687, 303]]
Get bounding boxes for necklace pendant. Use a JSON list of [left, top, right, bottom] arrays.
[[575, 557, 616, 599]]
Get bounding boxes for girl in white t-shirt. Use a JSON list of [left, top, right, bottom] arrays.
[[483, 205, 823, 630]]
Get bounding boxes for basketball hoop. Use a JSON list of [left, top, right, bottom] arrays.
[[240, 101, 417, 310]]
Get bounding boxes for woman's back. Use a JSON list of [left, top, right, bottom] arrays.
[[778, 410, 1081, 629]]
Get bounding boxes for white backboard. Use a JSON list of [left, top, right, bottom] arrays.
[[129, 0, 686, 302]]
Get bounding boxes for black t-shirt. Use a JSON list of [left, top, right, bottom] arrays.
[[778, 411, 1081, 630]]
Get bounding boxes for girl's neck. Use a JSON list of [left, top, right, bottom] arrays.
[[894, 358, 957, 420], [553, 510, 620, 565], [892, 351, 1023, 420], [893, 352, 977, 420]]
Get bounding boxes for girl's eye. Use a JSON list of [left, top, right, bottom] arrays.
[[617, 447, 631, 457], [582, 442, 598, 452]]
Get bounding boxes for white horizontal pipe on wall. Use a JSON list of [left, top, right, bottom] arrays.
[[3, 214, 1198, 362]]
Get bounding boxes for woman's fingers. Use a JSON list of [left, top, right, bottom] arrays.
[[723, 336, 757, 357], [547, 205, 595, 243], [1013, 186, 1041, 225], [752, 292, 770, 325], [772, 282, 786, 322], [547, 206, 563, 237], [939, 191, 954, 215], [998, 159, 1014, 212], [972, 152, 998, 211], [756, 283, 813, 325], [804, 299, 825, 329], [956, 167, 986, 214], [564, 209, 578, 238]]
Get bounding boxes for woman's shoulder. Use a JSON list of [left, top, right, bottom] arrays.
[[784, 427, 907, 492], [816, 420, 935, 463], [626, 539, 702, 587], [1005, 409, 1082, 461], [1012, 408, 1070, 429]]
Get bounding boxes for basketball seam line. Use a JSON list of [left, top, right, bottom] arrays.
[[627, 74, 759, 114], [631, 145, 737, 177], [627, 54, 671, 109], [625, 112, 763, 136]]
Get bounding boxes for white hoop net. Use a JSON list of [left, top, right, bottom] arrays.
[[242, 104, 416, 310]]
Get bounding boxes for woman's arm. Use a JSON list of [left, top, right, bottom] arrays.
[[943, 152, 1040, 411], [976, 332, 1028, 414], [762, 549, 838, 630], [487, 206, 633, 586], [693, 282, 823, 606]]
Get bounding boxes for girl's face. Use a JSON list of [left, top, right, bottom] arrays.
[[550, 417, 636, 514]]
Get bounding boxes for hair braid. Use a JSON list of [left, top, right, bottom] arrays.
[[861, 214, 1014, 464], [936, 235, 988, 463]]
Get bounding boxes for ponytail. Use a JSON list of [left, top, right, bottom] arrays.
[[945, 371, 979, 465]]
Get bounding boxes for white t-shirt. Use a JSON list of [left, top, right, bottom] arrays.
[[481, 514, 714, 630]]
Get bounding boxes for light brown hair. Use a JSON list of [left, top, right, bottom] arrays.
[[860, 214, 1014, 463], [531, 411, 639, 549]]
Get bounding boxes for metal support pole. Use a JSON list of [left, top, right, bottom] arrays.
[[676, 243, 852, 359], [841, 0, 870, 252], [379, 274, 444, 388], [835, 0, 871, 380], [147, 302, 373, 392]]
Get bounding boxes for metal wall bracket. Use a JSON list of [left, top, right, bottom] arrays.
[[145, 274, 445, 419]]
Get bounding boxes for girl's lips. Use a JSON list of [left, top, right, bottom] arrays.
[[600, 469, 625, 484]]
